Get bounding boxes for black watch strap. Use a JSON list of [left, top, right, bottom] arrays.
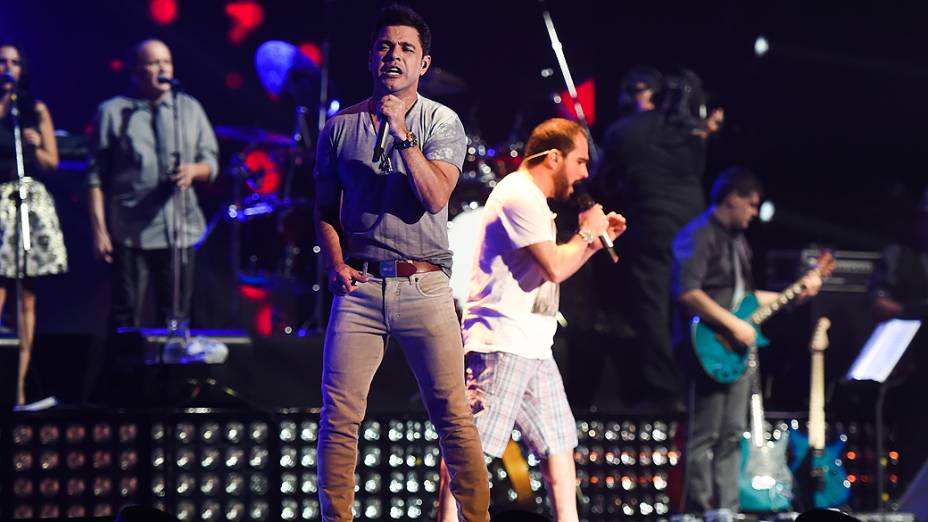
[[395, 132, 418, 150]]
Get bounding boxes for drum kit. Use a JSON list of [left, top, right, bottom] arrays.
[[209, 110, 319, 336]]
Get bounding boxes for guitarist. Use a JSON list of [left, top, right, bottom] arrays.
[[671, 166, 822, 513]]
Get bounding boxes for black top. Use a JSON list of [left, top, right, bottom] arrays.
[[0, 95, 40, 181], [595, 110, 707, 225], [869, 243, 928, 318], [671, 209, 754, 344]]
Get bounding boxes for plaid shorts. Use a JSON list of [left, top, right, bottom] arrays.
[[465, 351, 578, 459]]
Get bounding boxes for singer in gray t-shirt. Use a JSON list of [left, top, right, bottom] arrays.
[[311, 5, 490, 521], [314, 94, 465, 273]]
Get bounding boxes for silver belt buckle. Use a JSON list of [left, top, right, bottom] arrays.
[[378, 260, 398, 278]]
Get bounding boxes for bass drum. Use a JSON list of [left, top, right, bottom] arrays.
[[447, 204, 485, 306]]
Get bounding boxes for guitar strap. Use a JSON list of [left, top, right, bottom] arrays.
[[731, 238, 746, 311]]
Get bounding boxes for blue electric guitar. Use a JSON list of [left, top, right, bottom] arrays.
[[739, 346, 793, 512], [691, 252, 836, 384], [789, 318, 851, 509]]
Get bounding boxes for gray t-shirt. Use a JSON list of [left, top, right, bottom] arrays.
[[314, 95, 466, 272], [87, 93, 219, 249]]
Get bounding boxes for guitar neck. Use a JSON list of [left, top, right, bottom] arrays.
[[809, 351, 826, 450], [749, 271, 814, 325]]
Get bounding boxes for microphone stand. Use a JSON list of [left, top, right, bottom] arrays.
[[537, 0, 598, 163], [165, 83, 190, 357], [9, 89, 32, 403]]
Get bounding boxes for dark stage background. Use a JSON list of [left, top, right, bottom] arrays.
[[2, 1, 926, 412]]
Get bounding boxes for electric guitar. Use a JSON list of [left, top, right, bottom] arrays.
[[691, 251, 836, 384], [789, 317, 851, 509], [739, 346, 794, 512]]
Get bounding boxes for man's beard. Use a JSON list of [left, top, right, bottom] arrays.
[[552, 167, 571, 201]]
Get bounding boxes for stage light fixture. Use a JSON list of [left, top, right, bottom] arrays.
[[755, 35, 770, 57], [760, 200, 775, 222]]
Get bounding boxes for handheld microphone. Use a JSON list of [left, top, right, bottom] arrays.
[[577, 193, 620, 263], [157, 75, 181, 89], [0, 72, 16, 85], [372, 114, 389, 163]]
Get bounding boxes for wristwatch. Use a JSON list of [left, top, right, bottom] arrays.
[[395, 131, 418, 151], [578, 229, 595, 246]]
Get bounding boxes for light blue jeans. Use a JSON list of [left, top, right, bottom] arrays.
[[317, 270, 490, 522]]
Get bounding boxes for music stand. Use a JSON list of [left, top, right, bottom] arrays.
[[846, 319, 922, 514]]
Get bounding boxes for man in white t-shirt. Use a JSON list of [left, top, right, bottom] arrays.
[[438, 118, 627, 521]]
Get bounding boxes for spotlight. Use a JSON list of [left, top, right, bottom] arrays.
[[249, 422, 269, 443], [67, 424, 87, 443], [755, 35, 770, 57], [225, 473, 245, 495], [301, 446, 316, 467], [226, 422, 245, 443], [226, 501, 246, 521], [302, 499, 320, 520], [301, 472, 318, 494], [282, 473, 298, 494], [200, 422, 221, 443], [39, 424, 60, 444], [14, 451, 33, 471], [362, 420, 382, 441], [249, 447, 270, 468], [327, 100, 341, 117], [226, 447, 245, 468], [250, 473, 270, 495], [40, 450, 60, 470], [280, 421, 297, 442], [280, 446, 298, 468], [759, 200, 776, 222], [93, 422, 113, 443], [13, 425, 33, 445]]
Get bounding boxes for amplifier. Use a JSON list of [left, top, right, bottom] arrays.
[[767, 249, 882, 293]]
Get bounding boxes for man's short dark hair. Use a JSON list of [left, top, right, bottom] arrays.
[[710, 166, 763, 205], [618, 65, 661, 113], [370, 4, 432, 55], [523, 118, 585, 168]]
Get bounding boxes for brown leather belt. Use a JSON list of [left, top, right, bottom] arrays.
[[346, 258, 442, 278]]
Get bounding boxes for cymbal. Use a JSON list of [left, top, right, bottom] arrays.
[[419, 67, 468, 97], [215, 126, 293, 147]]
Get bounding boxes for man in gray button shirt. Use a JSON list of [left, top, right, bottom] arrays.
[[87, 39, 218, 328], [313, 5, 489, 521]]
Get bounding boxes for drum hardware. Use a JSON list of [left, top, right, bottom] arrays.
[[418, 67, 468, 98]]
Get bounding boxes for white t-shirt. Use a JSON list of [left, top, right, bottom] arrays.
[[461, 171, 560, 359]]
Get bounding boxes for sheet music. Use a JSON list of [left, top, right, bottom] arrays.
[[847, 319, 922, 383]]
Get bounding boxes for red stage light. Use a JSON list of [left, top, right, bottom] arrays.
[[558, 79, 596, 126], [239, 284, 269, 301], [149, 0, 178, 26], [226, 1, 264, 45], [225, 71, 244, 90], [110, 59, 124, 72], [243, 149, 281, 195], [255, 304, 272, 336], [298, 42, 323, 67]]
